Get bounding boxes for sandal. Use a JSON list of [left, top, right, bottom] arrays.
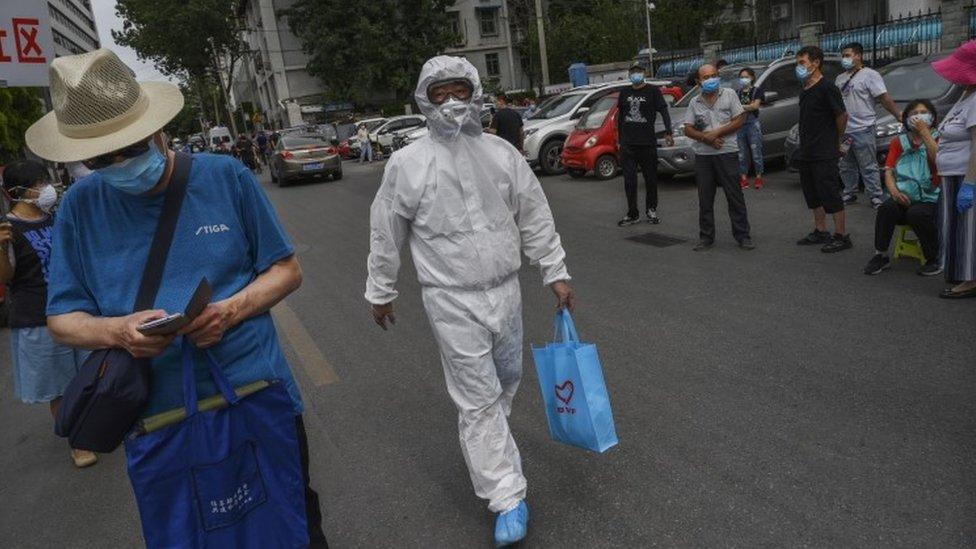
[[71, 449, 98, 468]]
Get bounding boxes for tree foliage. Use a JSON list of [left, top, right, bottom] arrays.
[[283, 0, 457, 103], [113, 0, 248, 132], [0, 88, 44, 163]]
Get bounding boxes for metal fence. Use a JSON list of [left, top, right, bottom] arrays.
[[653, 8, 943, 79], [821, 9, 942, 67], [717, 37, 801, 65]]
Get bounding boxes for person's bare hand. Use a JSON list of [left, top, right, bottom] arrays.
[[0, 222, 12, 247], [893, 190, 911, 206], [114, 310, 177, 358], [178, 300, 236, 348], [664, 134, 675, 147], [711, 136, 725, 149], [550, 280, 576, 312], [372, 302, 396, 331], [910, 117, 931, 135]]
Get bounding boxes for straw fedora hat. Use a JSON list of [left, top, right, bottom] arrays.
[[25, 48, 183, 163]]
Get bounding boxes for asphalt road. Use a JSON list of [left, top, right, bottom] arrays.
[[1, 158, 974, 548]]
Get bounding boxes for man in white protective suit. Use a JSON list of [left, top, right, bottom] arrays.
[[365, 56, 575, 546]]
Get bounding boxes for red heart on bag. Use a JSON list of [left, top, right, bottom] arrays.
[[554, 380, 575, 405]]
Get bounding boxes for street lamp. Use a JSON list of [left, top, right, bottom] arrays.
[[645, 2, 655, 71]]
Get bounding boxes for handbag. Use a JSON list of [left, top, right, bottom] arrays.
[[124, 341, 308, 548], [531, 310, 619, 453], [54, 152, 193, 453]]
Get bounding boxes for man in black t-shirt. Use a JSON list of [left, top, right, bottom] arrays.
[[616, 64, 673, 226], [794, 46, 852, 253], [488, 93, 524, 151]]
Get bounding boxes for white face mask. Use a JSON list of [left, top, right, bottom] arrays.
[[437, 98, 469, 139], [33, 184, 58, 212]]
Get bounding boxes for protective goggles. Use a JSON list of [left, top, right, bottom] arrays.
[[82, 137, 153, 170], [426, 79, 474, 105]]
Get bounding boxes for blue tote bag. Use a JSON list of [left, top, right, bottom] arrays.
[[531, 310, 618, 453], [124, 341, 308, 549]]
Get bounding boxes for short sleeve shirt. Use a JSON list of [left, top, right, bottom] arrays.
[[683, 88, 745, 155], [835, 67, 886, 133], [936, 92, 976, 176], [46, 153, 301, 417], [797, 77, 847, 162]]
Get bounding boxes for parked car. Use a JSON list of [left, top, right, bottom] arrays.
[[784, 52, 964, 168], [270, 132, 342, 186], [561, 92, 620, 180], [523, 79, 677, 175], [656, 54, 844, 175], [370, 115, 426, 152]]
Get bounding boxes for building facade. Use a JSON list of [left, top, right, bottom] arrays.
[[445, 0, 530, 92], [234, 0, 324, 129], [47, 0, 100, 57]]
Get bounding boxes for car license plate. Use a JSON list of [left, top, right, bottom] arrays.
[[303, 162, 324, 171]]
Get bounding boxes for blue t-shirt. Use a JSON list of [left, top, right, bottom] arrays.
[[46, 153, 302, 417]]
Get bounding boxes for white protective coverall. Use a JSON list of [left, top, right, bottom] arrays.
[[365, 56, 570, 513]]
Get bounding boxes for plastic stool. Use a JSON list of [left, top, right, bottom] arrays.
[[893, 225, 926, 265]]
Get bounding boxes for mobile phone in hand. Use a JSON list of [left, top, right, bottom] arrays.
[[137, 313, 188, 336]]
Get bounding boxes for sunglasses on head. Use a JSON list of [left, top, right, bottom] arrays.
[[82, 138, 153, 170]]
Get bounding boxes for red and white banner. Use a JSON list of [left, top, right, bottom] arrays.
[[0, 0, 55, 87]]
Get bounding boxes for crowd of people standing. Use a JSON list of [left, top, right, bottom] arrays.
[[614, 40, 976, 299]]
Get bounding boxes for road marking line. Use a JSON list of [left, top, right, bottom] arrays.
[[272, 302, 340, 386]]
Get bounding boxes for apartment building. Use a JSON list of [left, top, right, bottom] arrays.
[[47, 0, 100, 57], [445, 0, 530, 91]]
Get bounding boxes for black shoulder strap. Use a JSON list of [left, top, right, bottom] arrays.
[[133, 152, 193, 312]]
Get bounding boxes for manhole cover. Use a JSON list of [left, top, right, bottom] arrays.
[[625, 231, 687, 248]]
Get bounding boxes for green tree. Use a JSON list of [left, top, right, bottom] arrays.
[[0, 88, 44, 163], [283, 0, 457, 104], [113, 0, 249, 134]]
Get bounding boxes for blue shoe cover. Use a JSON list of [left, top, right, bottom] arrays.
[[494, 500, 528, 546]]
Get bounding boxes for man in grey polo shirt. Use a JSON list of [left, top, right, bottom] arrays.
[[683, 64, 753, 251], [836, 42, 901, 207]]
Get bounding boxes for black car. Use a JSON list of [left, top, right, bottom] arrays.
[[784, 53, 965, 167]]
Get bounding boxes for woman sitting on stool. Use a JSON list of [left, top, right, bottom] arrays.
[[864, 99, 942, 276]]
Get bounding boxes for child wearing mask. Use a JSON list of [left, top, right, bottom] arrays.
[[0, 160, 95, 468]]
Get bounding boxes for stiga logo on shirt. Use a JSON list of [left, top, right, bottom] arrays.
[[555, 380, 576, 414], [195, 224, 231, 235]]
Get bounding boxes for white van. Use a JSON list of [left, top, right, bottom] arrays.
[[208, 126, 233, 153]]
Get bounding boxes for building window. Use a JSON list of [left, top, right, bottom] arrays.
[[450, 11, 465, 46], [478, 7, 499, 37], [486, 53, 500, 77]]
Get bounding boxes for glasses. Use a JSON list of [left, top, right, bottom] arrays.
[[82, 138, 152, 170], [427, 80, 473, 105]]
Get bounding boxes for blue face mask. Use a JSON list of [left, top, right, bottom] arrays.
[[841, 57, 855, 70], [629, 73, 644, 85], [795, 64, 811, 81], [96, 139, 167, 195], [739, 77, 752, 88], [701, 77, 721, 94]]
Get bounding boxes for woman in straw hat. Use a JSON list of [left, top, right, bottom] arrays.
[[932, 40, 976, 298], [26, 49, 328, 546]]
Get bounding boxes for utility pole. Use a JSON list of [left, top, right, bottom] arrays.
[[534, 0, 549, 91], [644, 2, 654, 70]]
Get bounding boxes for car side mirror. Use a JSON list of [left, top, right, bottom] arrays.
[[571, 107, 590, 120], [763, 91, 779, 105]]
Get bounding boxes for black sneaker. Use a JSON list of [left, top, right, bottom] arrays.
[[738, 237, 756, 250], [843, 195, 858, 205], [646, 209, 661, 224], [797, 230, 831, 246], [917, 261, 943, 277], [863, 254, 890, 275], [692, 240, 714, 251], [617, 215, 640, 227], [821, 234, 853, 253]]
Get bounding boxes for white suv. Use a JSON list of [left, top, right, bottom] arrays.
[[370, 115, 427, 151]]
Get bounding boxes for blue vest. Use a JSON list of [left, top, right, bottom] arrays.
[[893, 132, 940, 204]]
